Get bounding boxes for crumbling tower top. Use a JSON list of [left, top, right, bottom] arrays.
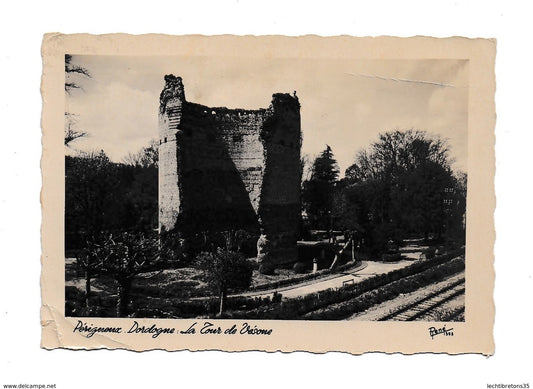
[[159, 74, 185, 114]]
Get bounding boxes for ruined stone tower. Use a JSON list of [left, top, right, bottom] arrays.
[[159, 75, 301, 268]]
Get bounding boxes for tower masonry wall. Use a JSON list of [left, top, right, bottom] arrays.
[[158, 75, 301, 267]]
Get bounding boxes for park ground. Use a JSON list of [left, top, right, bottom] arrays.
[[65, 238, 465, 320]]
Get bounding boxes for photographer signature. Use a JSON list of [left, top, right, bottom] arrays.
[[428, 325, 454, 339]]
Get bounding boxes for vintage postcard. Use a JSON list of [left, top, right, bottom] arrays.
[[41, 34, 495, 354]]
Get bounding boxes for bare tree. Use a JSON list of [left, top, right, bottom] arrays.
[[122, 139, 159, 168], [77, 232, 161, 317], [65, 54, 90, 92], [65, 55, 91, 146], [64, 113, 87, 146]]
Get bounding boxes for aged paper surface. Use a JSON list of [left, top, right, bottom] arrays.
[[41, 33, 495, 354]]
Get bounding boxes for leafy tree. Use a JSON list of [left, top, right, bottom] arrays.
[[331, 179, 366, 233], [442, 171, 467, 244], [346, 130, 450, 182], [391, 160, 455, 240], [65, 150, 119, 244], [343, 130, 465, 253], [196, 231, 254, 315], [302, 145, 340, 230], [121, 141, 159, 232], [196, 249, 254, 316], [312, 145, 340, 182], [65, 147, 159, 251], [123, 163, 158, 232]]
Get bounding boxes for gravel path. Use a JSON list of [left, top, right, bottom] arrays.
[[233, 259, 416, 300]]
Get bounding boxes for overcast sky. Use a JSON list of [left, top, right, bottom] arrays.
[[66, 55, 468, 175]]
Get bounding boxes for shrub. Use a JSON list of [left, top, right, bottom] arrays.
[[424, 247, 437, 259], [259, 262, 276, 275], [293, 262, 308, 274], [382, 252, 402, 262]]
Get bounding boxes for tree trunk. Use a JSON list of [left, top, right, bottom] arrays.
[[116, 279, 132, 317], [85, 270, 91, 308], [218, 289, 227, 316]]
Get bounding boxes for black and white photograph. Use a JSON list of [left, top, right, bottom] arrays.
[[63, 53, 468, 322]]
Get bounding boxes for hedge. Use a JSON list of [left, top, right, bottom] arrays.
[[302, 256, 465, 320]]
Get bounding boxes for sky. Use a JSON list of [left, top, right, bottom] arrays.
[[66, 55, 468, 175]]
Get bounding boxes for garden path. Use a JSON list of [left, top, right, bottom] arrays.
[[233, 259, 416, 300]]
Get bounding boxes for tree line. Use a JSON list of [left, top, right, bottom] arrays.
[[302, 130, 466, 255], [65, 143, 159, 251], [66, 129, 466, 262]]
